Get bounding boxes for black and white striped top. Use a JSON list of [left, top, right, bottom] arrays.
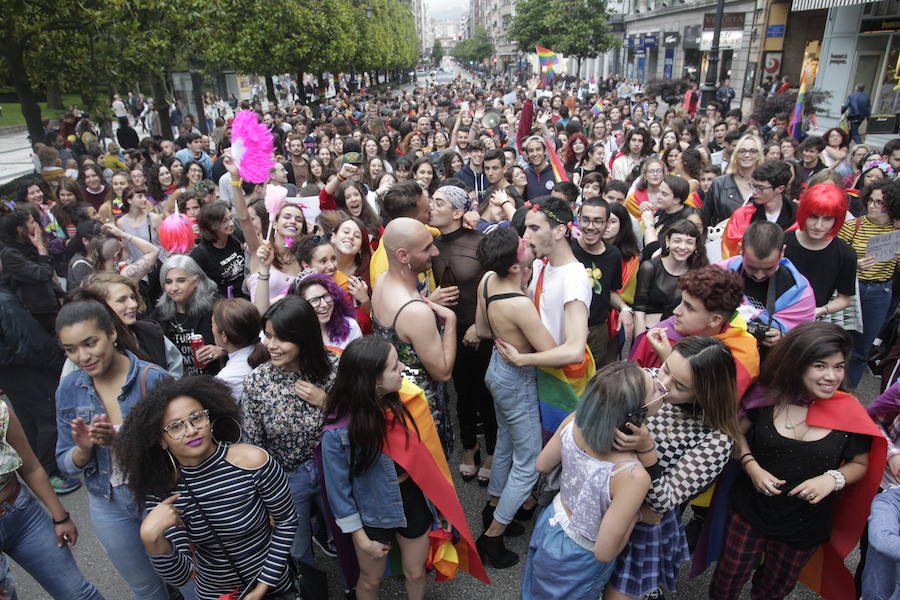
[[147, 443, 297, 600]]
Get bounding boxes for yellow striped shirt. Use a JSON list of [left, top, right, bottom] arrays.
[[837, 217, 897, 282]]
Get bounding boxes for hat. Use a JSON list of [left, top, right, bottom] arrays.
[[333, 152, 363, 169], [436, 185, 471, 212]]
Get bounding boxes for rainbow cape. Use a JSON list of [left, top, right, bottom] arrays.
[[691, 386, 886, 600], [718, 256, 817, 333], [536, 46, 558, 88], [629, 313, 760, 399], [545, 136, 569, 183], [720, 204, 799, 259], [318, 377, 489, 590], [533, 259, 596, 438], [789, 53, 820, 139]]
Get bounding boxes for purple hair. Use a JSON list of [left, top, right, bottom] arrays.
[[289, 273, 355, 343]]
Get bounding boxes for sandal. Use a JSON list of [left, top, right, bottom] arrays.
[[458, 447, 481, 483], [477, 466, 491, 487]]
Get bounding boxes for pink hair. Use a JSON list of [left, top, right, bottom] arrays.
[[797, 183, 847, 239], [159, 213, 195, 254]]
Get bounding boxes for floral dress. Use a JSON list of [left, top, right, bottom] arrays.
[[372, 298, 454, 457]]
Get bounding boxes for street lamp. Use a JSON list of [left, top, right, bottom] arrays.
[[699, 0, 725, 107]]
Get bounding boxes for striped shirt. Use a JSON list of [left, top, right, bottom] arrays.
[[838, 217, 897, 282], [147, 443, 297, 600]]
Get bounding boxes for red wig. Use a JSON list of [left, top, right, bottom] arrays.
[[563, 133, 589, 166], [797, 183, 847, 239]]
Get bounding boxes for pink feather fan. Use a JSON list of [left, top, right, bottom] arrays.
[[231, 111, 275, 184]]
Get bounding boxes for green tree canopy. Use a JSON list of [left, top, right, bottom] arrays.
[[432, 39, 444, 63], [509, 0, 620, 71], [452, 26, 494, 65]]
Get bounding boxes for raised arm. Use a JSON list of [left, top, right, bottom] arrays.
[[105, 223, 160, 282], [223, 153, 261, 257]]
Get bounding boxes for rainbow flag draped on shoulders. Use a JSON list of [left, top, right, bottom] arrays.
[[545, 136, 569, 183], [535, 46, 559, 88], [318, 377, 489, 590], [533, 259, 596, 439]]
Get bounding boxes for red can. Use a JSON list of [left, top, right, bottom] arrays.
[[190, 334, 207, 368]]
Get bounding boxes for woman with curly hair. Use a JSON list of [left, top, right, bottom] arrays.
[[439, 151, 464, 182], [292, 273, 362, 351], [178, 161, 205, 190], [399, 131, 424, 160], [820, 127, 850, 168], [116, 376, 298, 600]]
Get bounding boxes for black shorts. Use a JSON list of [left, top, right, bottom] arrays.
[[363, 477, 432, 545]]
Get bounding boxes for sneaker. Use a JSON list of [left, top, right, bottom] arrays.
[[49, 476, 81, 495], [313, 530, 337, 558]]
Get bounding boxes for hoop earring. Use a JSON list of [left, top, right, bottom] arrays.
[[212, 415, 243, 445], [165, 448, 179, 479]]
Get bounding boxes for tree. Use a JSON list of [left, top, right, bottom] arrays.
[[433, 39, 444, 64], [509, 0, 620, 75], [452, 27, 494, 66]]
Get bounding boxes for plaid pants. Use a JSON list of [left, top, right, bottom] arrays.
[[709, 510, 817, 600]]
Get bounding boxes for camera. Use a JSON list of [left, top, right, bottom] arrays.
[[746, 320, 770, 343]]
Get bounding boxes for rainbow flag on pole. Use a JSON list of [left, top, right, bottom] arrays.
[[536, 46, 558, 88], [788, 53, 820, 139], [545, 136, 569, 183], [590, 98, 604, 115]]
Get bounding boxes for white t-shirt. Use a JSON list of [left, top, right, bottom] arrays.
[[528, 259, 592, 345], [112, 100, 128, 118]]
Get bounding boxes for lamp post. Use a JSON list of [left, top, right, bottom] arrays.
[[699, 0, 725, 107]]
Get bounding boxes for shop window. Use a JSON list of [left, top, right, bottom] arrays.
[[864, 0, 900, 17], [874, 37, 900, 114]]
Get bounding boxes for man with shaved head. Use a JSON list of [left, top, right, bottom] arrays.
[[371, 217, 458, 455]]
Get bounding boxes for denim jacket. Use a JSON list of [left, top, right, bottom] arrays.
[[55, 351, 169, 499], [321, 427, 435, 533]]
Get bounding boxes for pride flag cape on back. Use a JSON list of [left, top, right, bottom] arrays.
[[545, 136, 569, 183], [536, 46, 559, 88], [691, 386, 886, 600], [533, 259, 596, 437], [629, 313, 760, 399], [318, 377, 489, 589]]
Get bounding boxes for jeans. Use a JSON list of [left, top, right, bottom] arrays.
[[485, 352, 542, 525], [849, 279, 894, 387], [89, 485, 169, 600], [285, 459, 327, 566], [0, 486, 102, 599], [849, 119, 863, 144]]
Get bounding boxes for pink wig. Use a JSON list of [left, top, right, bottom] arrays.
[[797, 183, 847, 238], [159, 213, 196, 254], [231, 111, 274, 184]]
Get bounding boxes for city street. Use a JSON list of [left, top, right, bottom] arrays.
[[12, 367, 881, 599]]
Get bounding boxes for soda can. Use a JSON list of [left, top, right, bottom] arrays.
[[190, 334, 207, 368]]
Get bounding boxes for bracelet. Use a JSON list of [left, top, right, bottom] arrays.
[[826, 469, 846, 491], [336, 173, 347, 182], [739, 452, 753, 462], [741, 456, 756, 466], [636, 442, 656, 454], [53, 512, 70, 525], [257, 273, 270, 281], [619, 305, 633, 313], [229, 177, 243, 187]]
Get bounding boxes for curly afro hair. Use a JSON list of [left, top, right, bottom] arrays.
[[114, 376, 242, 509], [677, 265, 744, 318]]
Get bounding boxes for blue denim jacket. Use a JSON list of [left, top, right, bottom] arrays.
[[862, 488, 900, 600], [55, 351, 170, 499], [321, 427, 435, 533]]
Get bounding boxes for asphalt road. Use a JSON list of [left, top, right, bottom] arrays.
[[11, 369, 882, 599]]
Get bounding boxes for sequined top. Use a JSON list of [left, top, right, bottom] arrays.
[[559, 422, 637, 543], [0, 402, 23, 488], [241, 358, 338, 471]]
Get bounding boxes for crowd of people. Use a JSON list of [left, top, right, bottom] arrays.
[[0, 64, 899, 600]]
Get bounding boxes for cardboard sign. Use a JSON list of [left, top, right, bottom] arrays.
[[866, 230, 900, 261]]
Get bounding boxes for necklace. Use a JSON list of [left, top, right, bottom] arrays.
[[782, 406, 808, 440], [276, 252, 296, 265]]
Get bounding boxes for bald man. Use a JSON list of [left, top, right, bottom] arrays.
[[372, 218, 458, 456]]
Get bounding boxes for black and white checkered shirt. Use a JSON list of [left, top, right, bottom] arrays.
[[645, 402, 734, 513]]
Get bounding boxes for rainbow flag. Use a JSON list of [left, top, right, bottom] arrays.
[[536, 46, 558, 88], [789, 53, 820, 139], [533, 259, 594, 436], [319, 378, 489, 589], [590, 98, 604, 116], [545, 136, 569, 183]]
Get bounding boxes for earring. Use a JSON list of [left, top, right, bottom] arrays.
[[212, 415, 243, 445], [165, 448, 179, 478]]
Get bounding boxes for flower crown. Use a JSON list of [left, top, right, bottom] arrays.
[[863, 159, 895, 178]]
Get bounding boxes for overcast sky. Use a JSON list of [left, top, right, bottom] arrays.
[[429, 0, 468, 20]]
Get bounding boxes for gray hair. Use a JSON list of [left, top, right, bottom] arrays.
[[154, 254, 218, 321], [574, 362, 647, 453]]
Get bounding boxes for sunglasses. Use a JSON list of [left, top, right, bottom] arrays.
[[618, 368, 668, 433]]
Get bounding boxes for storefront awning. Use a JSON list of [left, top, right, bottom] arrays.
[[791, 0, 876, 12]]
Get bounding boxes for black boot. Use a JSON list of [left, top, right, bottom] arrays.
[[476, 533, 519, 569], [481, 502, 525, 536]]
